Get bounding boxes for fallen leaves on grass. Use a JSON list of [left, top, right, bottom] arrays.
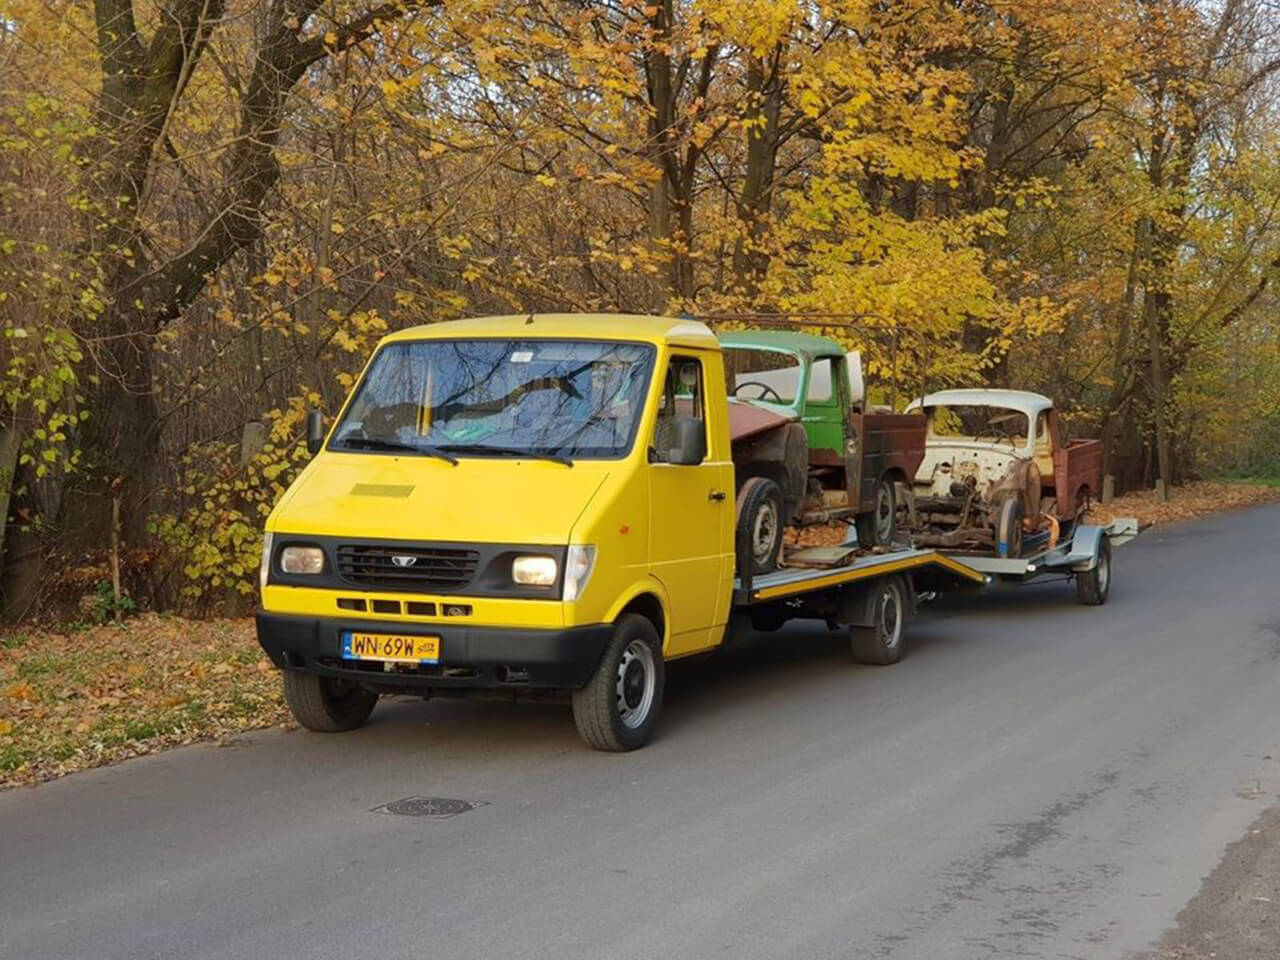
[[1088, 480, 1280, 529], [0, 615, 285, 789]]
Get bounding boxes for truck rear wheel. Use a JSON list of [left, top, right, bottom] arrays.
[[735, 476, 784, 575], [282, 672, 378, 732], [572, 614, 665, 751], [849, 576, 908, 665], [1076, 535, 1111, 605], [857, 478, 896, 548]]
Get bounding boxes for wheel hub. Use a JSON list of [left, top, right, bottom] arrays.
[[876, 486, 893, 540], [879, 586, 902, 648], [622, 660, 645, 709], [614, 639, 657, 729], [753, 500, 778, 564]]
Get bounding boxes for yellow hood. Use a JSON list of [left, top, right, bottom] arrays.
[[270, 452, 610, 544]]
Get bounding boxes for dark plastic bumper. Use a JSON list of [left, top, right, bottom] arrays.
[[256, 612, 612, 691]]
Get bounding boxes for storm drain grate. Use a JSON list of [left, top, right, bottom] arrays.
[[372, 796, 487, 819]]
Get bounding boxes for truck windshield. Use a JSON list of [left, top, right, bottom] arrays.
[[723, 347, 801, 404], [331, 339, 655, 460], [928, 405, 1029, 446]]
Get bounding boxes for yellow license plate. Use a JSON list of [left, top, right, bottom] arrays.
[[342, 632, 440, 664]]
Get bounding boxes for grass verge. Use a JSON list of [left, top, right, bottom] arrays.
[[0, 615, 285, 789]]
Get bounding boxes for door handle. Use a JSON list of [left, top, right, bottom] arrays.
[[709, 490, 727, 502]]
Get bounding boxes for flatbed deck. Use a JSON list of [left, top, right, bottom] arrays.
[[733, 548, 986, 606]]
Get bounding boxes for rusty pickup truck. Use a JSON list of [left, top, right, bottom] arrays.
[[905, 389, 1102, 558], [718, 331, 926, 573]]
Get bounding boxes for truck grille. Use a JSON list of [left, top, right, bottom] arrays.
[[336, 545, 480, 591]]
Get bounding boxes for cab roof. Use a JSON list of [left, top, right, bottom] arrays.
[[382, 314, 719, 350], [716, 329, 843, 359], [908, 388, 1053, 417]]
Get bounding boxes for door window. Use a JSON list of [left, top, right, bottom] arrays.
[[806, 358, 834, 403], [653, 356, 706, 464], [1035, 411, 1052, 453]]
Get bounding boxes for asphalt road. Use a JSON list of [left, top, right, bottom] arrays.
[[4, 505, 1280, 960]]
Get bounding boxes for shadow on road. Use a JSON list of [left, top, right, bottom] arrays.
[[347, 577, 1103, 754]]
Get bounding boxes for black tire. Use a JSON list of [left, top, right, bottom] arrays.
[[849, 575, 908, 665], [282, 671, 378, 732], [857, 477, 896, 548], [749, 607, 789, 632], [1074, 485, 1092, 522], [996, 493, 1024, 558], [572, 614, 665, 751], [735, 476, 784, 575], [1076, 535, 1111, 606]]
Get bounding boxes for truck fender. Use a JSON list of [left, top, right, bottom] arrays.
[[602, 577, 672, 650]]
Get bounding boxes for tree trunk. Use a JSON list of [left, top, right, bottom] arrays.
[[0, 461, 43, 620], [65, 0, 436, 544], [732, 52, 782, 299], [1146, 293, 1172, 501]]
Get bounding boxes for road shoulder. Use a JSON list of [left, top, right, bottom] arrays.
[[1137, 797, 1280, 958]]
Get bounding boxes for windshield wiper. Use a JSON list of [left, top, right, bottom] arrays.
[[437, 444, 573, 467], [336, 436, 459, 465]]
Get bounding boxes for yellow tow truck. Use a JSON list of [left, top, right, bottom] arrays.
[[256, 314, 984, 750]]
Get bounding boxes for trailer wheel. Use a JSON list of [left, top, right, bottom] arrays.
[[736, 476, 784, 575], [995, 493, 1024, 558], [1076, 535, 1111, 606], [857, 477, 897, 548], [282, 672, 378, 732], [572, 614, 665, 751], [849, 576, 908, 665]]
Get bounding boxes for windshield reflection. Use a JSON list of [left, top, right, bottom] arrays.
[[332, 339, 655, 460]]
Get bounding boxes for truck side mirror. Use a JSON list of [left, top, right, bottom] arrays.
[[667, 416, 706, 465], [306, 409, 325, 456], [845, 351, 865, 406]]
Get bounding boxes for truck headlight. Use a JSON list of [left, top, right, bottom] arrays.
[[512, 555, 557, 586], [259, 532, 274, 590], [280, 545, 325, 575], [563, 545, 596, 602]]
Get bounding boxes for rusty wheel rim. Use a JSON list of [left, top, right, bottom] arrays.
[[874, 483, 894, 543], [752, 499, 779, 567]]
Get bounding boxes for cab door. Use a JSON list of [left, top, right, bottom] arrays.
[[647, 351, 734, 657]]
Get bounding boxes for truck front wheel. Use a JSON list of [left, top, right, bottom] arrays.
[[735, 476, 784, 575], [572, 614, 665, 751], [282, 672, 378, 732]]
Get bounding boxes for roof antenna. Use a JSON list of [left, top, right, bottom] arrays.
[[524, 312, 535, 325]]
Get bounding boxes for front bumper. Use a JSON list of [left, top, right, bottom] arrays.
[[256, 612, 612, 691]]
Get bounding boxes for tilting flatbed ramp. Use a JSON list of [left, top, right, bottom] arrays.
[[734, 548, 985, 606]]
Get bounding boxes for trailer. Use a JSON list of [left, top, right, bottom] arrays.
[[730, 514, 1136, 666], [921, 518, 1137, 605]]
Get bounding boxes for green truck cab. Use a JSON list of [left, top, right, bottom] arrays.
[[720, 331, 926, 571]]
